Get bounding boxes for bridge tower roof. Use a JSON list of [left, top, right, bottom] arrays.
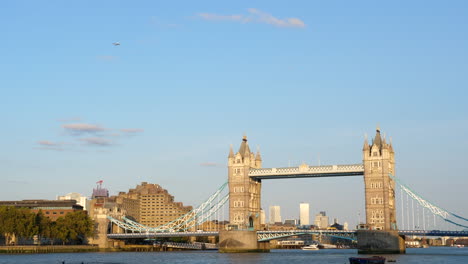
[[237, 135, 251, 158], [228, 144, 234, 158], [371, 126, 383, 150]]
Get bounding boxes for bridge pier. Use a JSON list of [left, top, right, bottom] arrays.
[[357, 230, 405, 254], [218, 230, 269, 253]]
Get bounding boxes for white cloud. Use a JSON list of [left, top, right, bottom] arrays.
[[120, 128, 144, 133], [197, 8, 305, 28], [38, 120, 144, 150], [79, 137, 112, 146], [37, 140, 61, 146], [63, 123, 106, 134], [36, 140, 67, 151]]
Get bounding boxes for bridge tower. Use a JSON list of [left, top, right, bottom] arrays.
[[363, 127, 397, 230], [227, 135, 262, 230]]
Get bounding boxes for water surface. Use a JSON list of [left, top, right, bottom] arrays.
[[1, 247, 467, 264]]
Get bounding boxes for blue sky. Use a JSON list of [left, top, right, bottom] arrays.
[[1, 1, 467, 228]]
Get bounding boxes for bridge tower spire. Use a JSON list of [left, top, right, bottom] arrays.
[[363, 127, 397, 230], [227, 135, 262, 230]]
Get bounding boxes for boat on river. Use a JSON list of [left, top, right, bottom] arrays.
[[349, 256, 386, 264], [301, 244, 319, 250]]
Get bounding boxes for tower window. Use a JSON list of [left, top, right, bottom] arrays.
[[373, 152, 378, 156]]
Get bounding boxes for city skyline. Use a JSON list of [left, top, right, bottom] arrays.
[[2, 1, 468, 229]]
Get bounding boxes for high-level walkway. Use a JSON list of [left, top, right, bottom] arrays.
[[249, 164, 364, 180]]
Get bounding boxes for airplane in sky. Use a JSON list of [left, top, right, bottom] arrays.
[[112, 42, 120, 46]]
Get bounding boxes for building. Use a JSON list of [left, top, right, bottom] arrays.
[[329, 218, 344, 230], [57, 192, 88, 211], [0, 200, 83, 221], [92, 180, 109, 199], [260, 209, 266, 225], [363, 127, 397, 230], [314, 211, 329, 229], [115, 182, 192, 228], [299, 203, 310, 226], [269, 205, 281, 224], [227, 136, 262, 230], [87, 195, 127, 248], [284, 219, 299, 226]]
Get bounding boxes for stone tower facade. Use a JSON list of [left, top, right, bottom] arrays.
[[227, 136, 262, 230], [363, 127, 397, 230]]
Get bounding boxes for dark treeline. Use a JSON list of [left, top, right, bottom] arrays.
[[0, 206, 94, 245]]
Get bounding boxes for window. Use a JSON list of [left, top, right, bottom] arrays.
[[373, 152, 378, 157], [234, 201, 245, 207], [234, 186, 245, 193]]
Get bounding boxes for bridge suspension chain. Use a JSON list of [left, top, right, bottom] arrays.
[[390, 174, 468, 229]]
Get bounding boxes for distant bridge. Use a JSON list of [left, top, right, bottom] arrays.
[[256, 230, 357, 242], [107, 229, 468, 241], [399, 230, 468, 237]]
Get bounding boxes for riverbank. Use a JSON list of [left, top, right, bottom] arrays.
[[0, 245, 99, 254], [0, 245, 198, 254]]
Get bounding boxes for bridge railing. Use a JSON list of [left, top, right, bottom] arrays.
[[249, 164, 364, 176]]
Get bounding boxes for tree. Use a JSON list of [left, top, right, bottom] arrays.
[[0, 206, 38, 245], [52, 211, 94, 244], [0, 207, 94, 245]]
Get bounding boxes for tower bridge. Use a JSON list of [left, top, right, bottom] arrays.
[[104, 127, 468, 254], [220, 127, 400, 253]]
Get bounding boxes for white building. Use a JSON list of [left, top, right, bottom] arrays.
[[57, 192, 88, 211], [260, 209, 266, 225], [269, 205, 281, 224], [314, 211, 329, 229], [299, 203, 310, 226]]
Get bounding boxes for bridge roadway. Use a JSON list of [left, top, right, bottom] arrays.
[[107, 229, 468, 240], [107, 231, 219, 239], [248, 164, 364, 180]]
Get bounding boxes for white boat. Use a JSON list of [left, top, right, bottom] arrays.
[[319, 243, 338, 249], [302, 244, 319, 250]]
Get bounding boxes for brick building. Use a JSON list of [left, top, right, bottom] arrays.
[[0, 200, 83, 221], [115, 182, 192, 227]]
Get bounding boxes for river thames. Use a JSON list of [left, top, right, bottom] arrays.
[[1, 248, 467, 264]]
